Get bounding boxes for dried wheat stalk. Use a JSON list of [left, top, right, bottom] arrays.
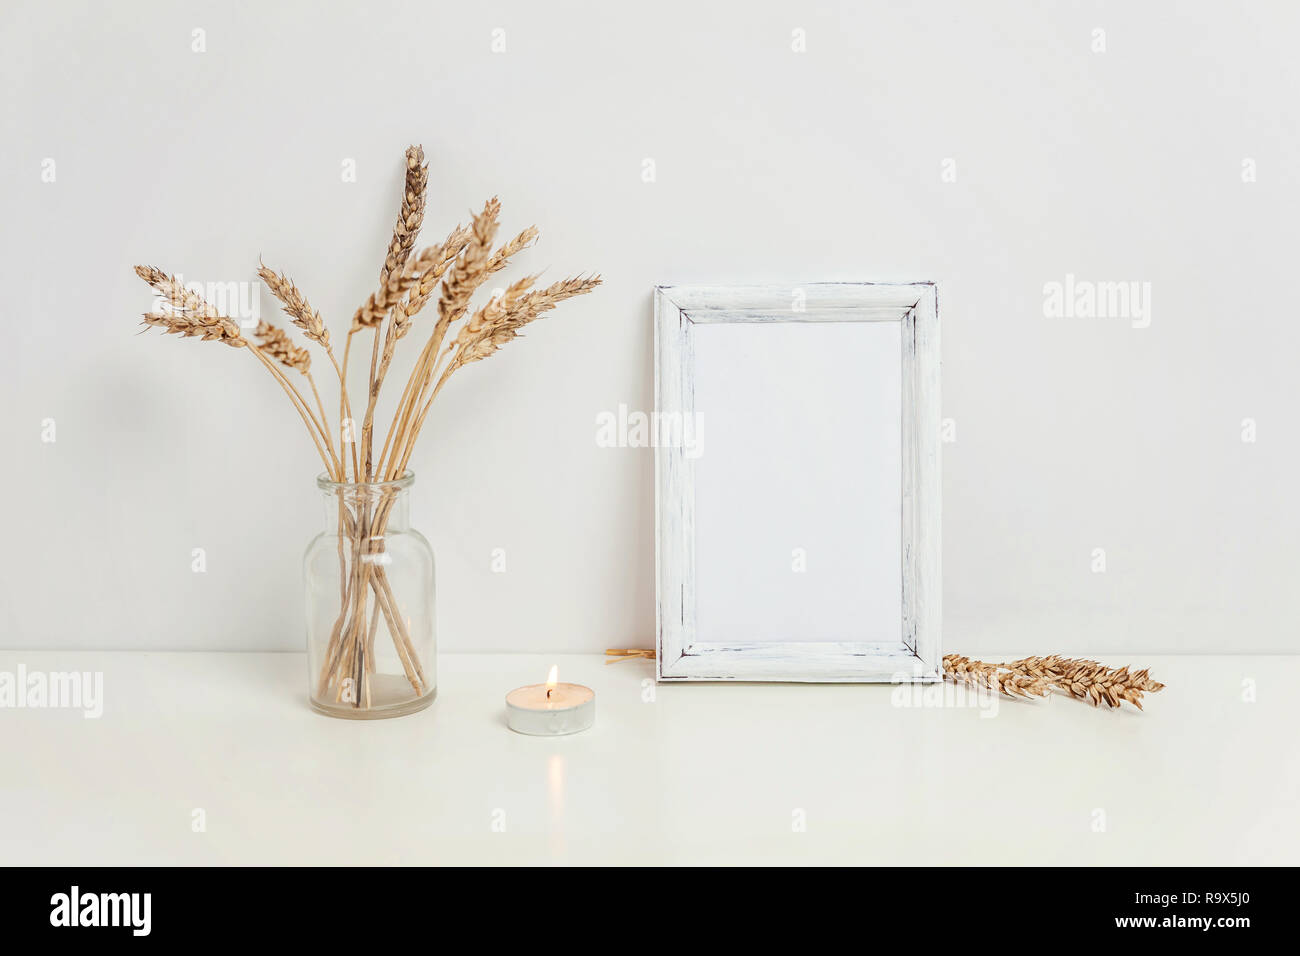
[[253, 319, 343, 468], [140, 309, 245, 347], [602, 648, 1165, 711], [393, 224, 472, 338], [942, 654, 1052, 699], [436, 198, 501, 330], [944, 653, 1165, 710], [485, 225, 539, 277], [1004, 655, 1166, 710], [354, 243, 458, 475], [350, 250, 433, 333], [352, 149, 436, 479], [136, 266, 246, 347], [394, 223, 474, 330], [136, 266, 340, 475], [255, 321, 311, 372], [605, 648, 655, 663], [368, 233, 475, 473], [258, 260, 354, 477], [389, 270, 604, 485], [452, 275, 603, 367], [380, 145, 428, 286], [375, 197, 502, 479], [257, 262, 331, 349]]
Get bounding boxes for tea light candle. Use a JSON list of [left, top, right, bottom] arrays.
[[506, 666, 595, 736]]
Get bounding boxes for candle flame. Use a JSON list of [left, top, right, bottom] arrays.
[[546, 665, 558, 698]]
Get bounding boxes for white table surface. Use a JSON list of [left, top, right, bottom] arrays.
[[0, 652, 1294, 866]]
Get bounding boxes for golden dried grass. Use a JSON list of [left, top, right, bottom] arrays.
[[604, 649, 1165, 711], [255, 320, 311, 372], [1005, 655, 1166, 710], [257, 262, 330, 349]]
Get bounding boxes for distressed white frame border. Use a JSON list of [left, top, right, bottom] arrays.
[[654, 283, 941, 682]]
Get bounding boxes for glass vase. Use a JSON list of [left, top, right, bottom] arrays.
[[303, 472, 436, 718]]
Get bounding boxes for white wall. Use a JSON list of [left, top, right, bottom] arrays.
[[2, 0, 1296, 656]]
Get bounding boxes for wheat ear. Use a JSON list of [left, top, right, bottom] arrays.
[[380, 145, 428, 286], [257, 261, 355, 479], [254, 320, 343, 470], [351, 146, 430, 478], [942, 653, 1166, 710], [393, 223, 474, 336], [484, 225, 539, 277], [135, 266, 340, 476], [390, 273, 601, 484], [379, 197, 500, 479], [942, 654, 1052, 699], [369, 226, 475, 473], [1005, 655, 1166, 710]]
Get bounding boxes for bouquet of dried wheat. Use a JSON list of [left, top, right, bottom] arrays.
[[135, 145, 600, 715]]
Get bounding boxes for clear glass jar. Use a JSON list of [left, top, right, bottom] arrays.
[[304, 472, 436, 718]]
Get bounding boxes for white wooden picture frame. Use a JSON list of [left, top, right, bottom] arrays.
[[654, 283, 941, 682]]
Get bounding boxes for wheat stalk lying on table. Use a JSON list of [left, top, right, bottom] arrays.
[[134, 145, 601, 709], [944, 654, 1165, 710], [941, 655, 1052, 700], [604, 649, 1165, 711], [1001, 655, 1165, 709]]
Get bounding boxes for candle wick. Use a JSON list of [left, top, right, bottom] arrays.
[[546, 688, 553, 699]]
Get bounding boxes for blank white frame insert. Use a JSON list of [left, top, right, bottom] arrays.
[[654, 283, 941, 682]]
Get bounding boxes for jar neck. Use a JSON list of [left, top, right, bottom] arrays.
[[318, 475, 414, 533]]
